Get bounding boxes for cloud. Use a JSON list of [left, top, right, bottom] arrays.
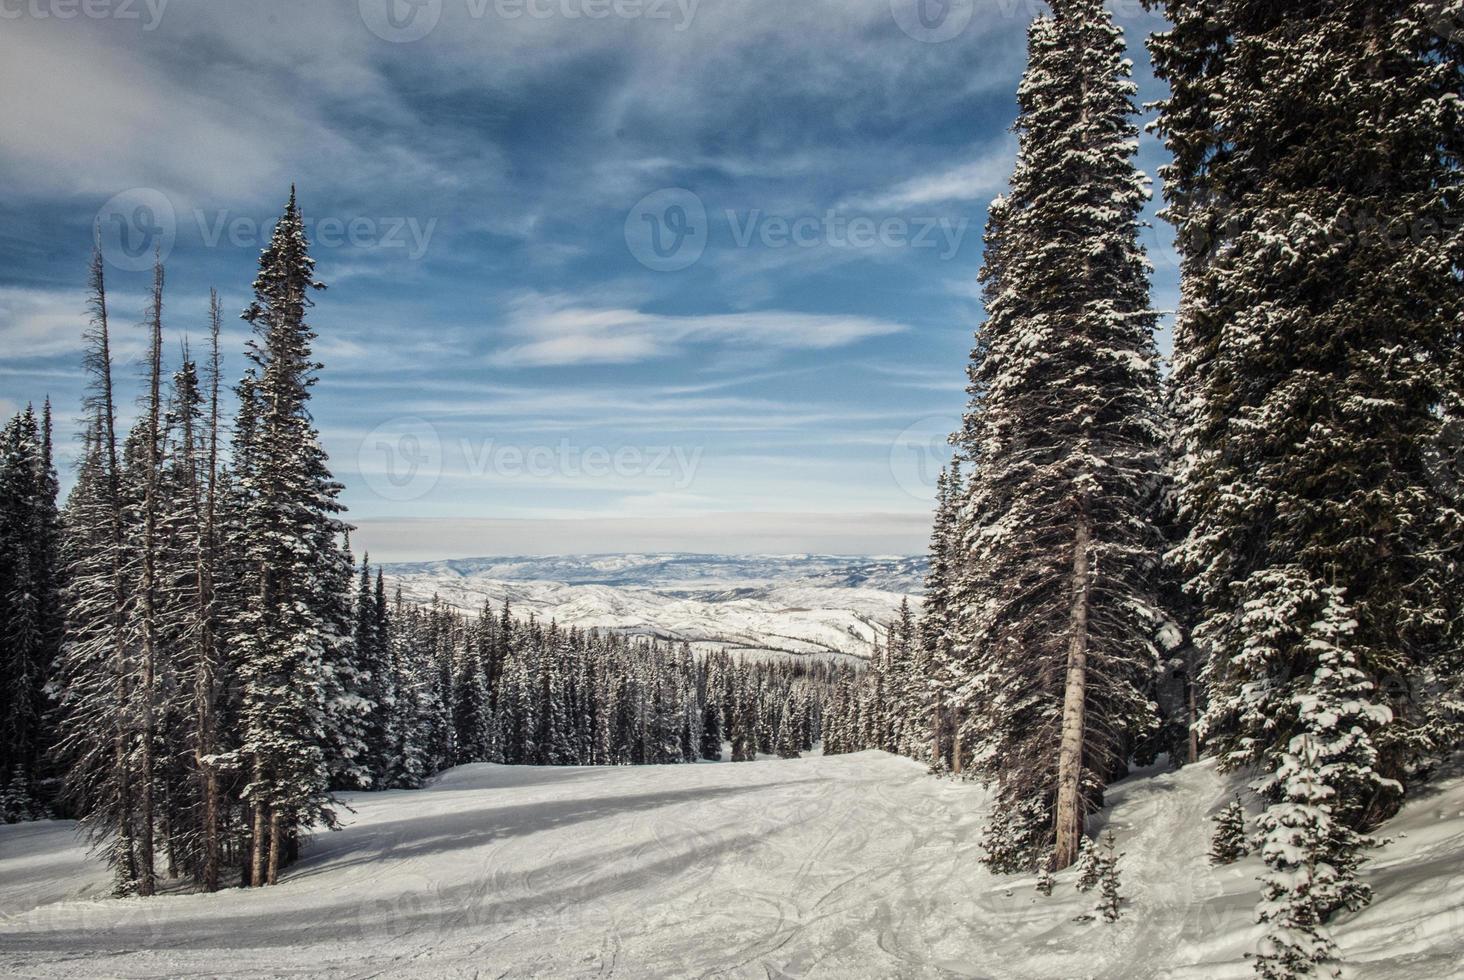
[[488, 293, 907, 367], [0, 286, 149, 360], [845, 145, 1014, 211]]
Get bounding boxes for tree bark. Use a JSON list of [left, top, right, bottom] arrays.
[[1053, 500, 1092, 870], [250, 798, 267, 887], [266, 809, 283, 886]]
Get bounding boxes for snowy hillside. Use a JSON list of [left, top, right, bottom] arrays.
[[381, 554, 928, 661], [3, 753, 1462, 979]]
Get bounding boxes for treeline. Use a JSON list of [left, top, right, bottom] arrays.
[[832, 3, 1462, 978], [0, 188, 844, 901], [357, 590, 838, 780]]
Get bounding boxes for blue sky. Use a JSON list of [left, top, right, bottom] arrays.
[[0, 0, 1178, 561]]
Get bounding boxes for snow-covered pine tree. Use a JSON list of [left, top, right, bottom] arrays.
[[1252, 586, 1390, 979], [775, 694, 802, 759], [919, 464, 961, 769], [1147, 0, 1464, 825], [124, 254, 168, 896], [1095, 831, 1123, 922], [1210, 795, 1249, 866], [1073, 833, 1099, 893], [952, 0, 1168, 873], [58, 249, 139, 894], [321, 536, 370, 792], [231, 188, 348, 886], [0, 403, 63, 819], [352, 558, 395, 783]]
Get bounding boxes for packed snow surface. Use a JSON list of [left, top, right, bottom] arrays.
[[3, 753, 1463, 978], [382, 554, 929, 661]]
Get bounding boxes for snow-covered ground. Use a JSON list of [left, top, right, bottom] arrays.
[[382, 554, 928, 661], [3, 753, 1462, 979]]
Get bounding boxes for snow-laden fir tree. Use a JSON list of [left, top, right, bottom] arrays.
[[1146, 0, 1464, 835], [0, 402, 63, 820], [1210, 795, 1249, 866], [1251, 587, 1390, 979], [229, 188, 351, 886], [1073, 833, 1099, 893], [921, 463, 962, 769], [952, 0, 1169, 873]]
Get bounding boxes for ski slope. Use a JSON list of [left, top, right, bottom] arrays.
[[2, 753, 1463, 979]]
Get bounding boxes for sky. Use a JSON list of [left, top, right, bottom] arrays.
[[0, 0, 1179, 562]]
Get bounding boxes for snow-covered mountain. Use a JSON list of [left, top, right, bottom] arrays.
[[381, 553, 928, 661]]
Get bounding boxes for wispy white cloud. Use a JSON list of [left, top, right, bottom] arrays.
[[487, 293, 907, 368], [844, 145, 1014, 211]]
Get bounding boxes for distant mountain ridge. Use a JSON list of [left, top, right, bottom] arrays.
[[380, 553, 928, 661]]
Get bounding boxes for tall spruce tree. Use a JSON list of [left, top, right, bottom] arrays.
[[952, 0, 1169, 873], [231, 188, 348, 886], [1146, 3, 1464, 973]]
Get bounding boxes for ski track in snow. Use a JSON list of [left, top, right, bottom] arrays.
[[3, 753, 1463, 979]]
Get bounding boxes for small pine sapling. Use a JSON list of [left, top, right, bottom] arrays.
[[1096, 832, 1124, 922], [1210, 795, 1250, 866], [1074, 834, 1100, 892], [1035, 855, 1055, 897]]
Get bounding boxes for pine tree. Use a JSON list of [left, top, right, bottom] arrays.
[[1210, 795, 1249, 866], [0, 404, 63, 817], [1147, 0, 1464, 836], [1095, 832, 1123, 922], [1034, 860, 1054, 897], [952, 0, 1168, 873], [231, 188, 346, 886], [1252, 589, 1387, 979], [1073, 833, 1099, 893], [58, 249, 139, 894]]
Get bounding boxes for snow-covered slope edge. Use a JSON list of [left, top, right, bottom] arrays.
[[2, 754, 1461, 978], [381, 553, 928, 661]]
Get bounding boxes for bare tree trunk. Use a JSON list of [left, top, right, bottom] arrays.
[[931, 703, 942, 766], [134, 256, 166, 898], [1053, 500, 1092, 871], [952, 710, 963, 776], [1186, 650, 1199, 765], [250, 797, 267, 887], [197, 291, 223, 892], [266, 809, 283, 886]]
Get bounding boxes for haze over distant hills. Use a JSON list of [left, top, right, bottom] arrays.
[[381, 553, 928, 661]]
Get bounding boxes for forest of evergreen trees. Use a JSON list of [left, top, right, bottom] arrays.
[[0, 188, 848, 897], [2, 2, 1462, 978], [820, 2, 1464, 977]]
